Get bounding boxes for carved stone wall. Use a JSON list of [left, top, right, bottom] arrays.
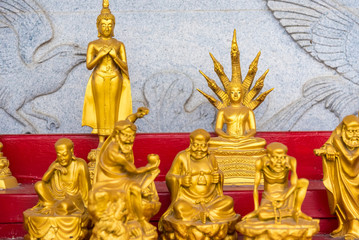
[[0, 0, 358, 134]]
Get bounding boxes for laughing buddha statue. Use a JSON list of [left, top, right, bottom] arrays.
[[159, 129, 240, 240]]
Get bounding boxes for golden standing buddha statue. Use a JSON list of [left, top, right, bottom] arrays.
[[89, 109, 161, 240], [237, 142, 319, 239], [159, 129, 240, 240], [315, 115, 359, 239], [23, 138, 91, 240], [82, 0, 132, 148], [197, 30, 273, 185], [0, 142, 18, 189]]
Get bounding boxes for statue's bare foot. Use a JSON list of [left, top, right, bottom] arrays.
[[242, 211, 258, 221], [345, 232, 359, 240], [330, 224, 344, 237], [140, 220, 156, 235], [142, 187, 152, 197], [38, 205, 53, 215], [130, 226, 142, 238], [293, 211, 312, 223]]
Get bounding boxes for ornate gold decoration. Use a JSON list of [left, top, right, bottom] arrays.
[[87, 148, 99, 185], [89, 107, 161, 240], [314, 114, 359, 239], [197, 30, 273, 112], [159, 129, 240, 240], [197, 29, 273, 185], [0, 142, 18, 189], [237, 142, 319, 239], [82, 0, 132, 148], [23, 138, 91, 240]]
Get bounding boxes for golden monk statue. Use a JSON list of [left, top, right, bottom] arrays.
[[0, 142, 18, 189], [315, 115, 359, 239], [23, 138, 91, 240], [159, 129, 240, 240], [197, 30, 273, 185], [89, 108, 161, 240], [237, 142, 319, 240], [82, 0, 132, 148]]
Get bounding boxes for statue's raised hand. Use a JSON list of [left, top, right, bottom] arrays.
[[181, 172, 192, 187], [212, 171, 220, 184], [52, 162, 68, 175], [109, 48, 117, 58], [147, 154, 160, 169], [99, 45, 110, 56]]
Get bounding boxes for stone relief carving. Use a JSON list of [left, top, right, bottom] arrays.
[[0, 0, 85, 133], [134, 71, 215, 132], [260, 0, 359, 130]]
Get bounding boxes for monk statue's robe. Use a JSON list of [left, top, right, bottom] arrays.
[[315, 115, 359, 238], [163, 149, 236, 222], [24, 157, 90, 239]]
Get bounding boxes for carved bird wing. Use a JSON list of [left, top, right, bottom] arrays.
[[0, 0, 53, 72], [267, 0, 359, 85]]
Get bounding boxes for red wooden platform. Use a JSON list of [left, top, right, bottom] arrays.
[[0, 132, 336, 238]]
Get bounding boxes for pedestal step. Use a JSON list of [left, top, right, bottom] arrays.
[[0, 180, 337, 238]]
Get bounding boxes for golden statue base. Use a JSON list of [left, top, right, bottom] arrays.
[[23, 209, 90, 240], [209, 147, 266, 185], [237, 218, 320, 240], [160, 214, 240, 240], [0, 176, 18, 189], [89, 187, 160, 240]]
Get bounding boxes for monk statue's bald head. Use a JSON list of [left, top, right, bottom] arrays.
[[55, 138, 74, 150], [266, 142, 289, 173], [190, 129, 211, 142], [267, 142, 288, 155], [189, 129, 210, 160]]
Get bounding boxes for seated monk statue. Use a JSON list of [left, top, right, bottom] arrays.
[[23, 138, 91, 240], [315, 115, 359, 239], [237, 142, 319, 239], [159, 129, 240, 240], [209, 81, 266, 150], [89, 109, 161, 240], [0, 142, 18, 189]]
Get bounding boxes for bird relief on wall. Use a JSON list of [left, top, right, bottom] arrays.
[[133, 71, 216, 133], [0, 0, 85, 133], [260, 0, 359, 130]]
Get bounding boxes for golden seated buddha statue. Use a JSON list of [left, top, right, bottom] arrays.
[[0, 142, 18, 189], [23, 138, 91, 240], [159, 129, 240, 240], [237, 142, 319, 240], [197, 30, 273, 185]]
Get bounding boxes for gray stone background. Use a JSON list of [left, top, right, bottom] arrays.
[[1, 0, 358, 134]]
